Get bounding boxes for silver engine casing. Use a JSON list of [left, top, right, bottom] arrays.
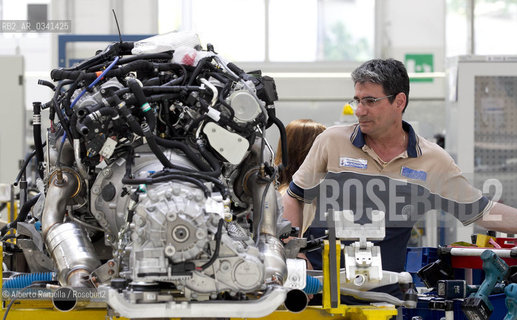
[[25, 37, 294, 319], [90, 146, 265, 297]]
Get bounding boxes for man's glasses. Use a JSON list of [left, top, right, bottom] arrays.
[[348, 95, 394, 108]]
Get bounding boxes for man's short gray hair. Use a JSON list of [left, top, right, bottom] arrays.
[[351, 58, 410, 112]]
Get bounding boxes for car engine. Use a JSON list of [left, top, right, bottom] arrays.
[[3, 33, 297, 318]]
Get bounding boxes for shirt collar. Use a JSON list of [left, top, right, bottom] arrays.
[[350, 120, 421, 158]]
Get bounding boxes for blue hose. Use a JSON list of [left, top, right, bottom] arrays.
[[3, 272, 54, 289], [304, 275, 323, 294], [70, 56, 120, 109]]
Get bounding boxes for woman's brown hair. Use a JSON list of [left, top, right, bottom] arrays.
[[275, 119, 326, 190]]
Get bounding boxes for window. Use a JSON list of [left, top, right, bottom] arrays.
[[158, 0, 375, 62], [446, 0, 517, 56], [268, 0, 318, 62], [474, 0, 517, 54], [316, 0, 374, 61], [159, 0, 265, 61], [446, 0, 469, 57], [157, 0, 182, 36], [190, 0, 266, 61]]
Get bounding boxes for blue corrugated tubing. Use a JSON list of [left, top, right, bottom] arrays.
[[304, 275, 323, 294], [3, 272, 54, 289]]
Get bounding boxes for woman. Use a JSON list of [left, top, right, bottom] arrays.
[[275, 119, 326, 234]]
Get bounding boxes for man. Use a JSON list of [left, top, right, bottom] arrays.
[[283, 58, 517, 299]]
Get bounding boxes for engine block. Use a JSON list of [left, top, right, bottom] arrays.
[[7, 32, 294, 318]]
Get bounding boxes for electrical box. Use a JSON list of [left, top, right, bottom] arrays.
[[446, 56, 517, 240], [0, 55, 25, 183]]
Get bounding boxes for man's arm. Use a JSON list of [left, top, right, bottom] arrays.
[[475, 202, 517, 234], [282, 193, 303, 235]]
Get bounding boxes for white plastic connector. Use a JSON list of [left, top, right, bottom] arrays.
[[99, 137, 118, 159]]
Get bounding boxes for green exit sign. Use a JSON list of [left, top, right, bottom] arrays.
[[405, 54, 433, 83]]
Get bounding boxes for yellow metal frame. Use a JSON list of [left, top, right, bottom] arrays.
[[1, 223, 397, 320], [321, 240, 397, 320], [2, 306, 394, 320], [5, 202, 17, 245], [1, 244, 396, 320]]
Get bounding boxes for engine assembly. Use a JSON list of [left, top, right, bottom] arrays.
[[1, 33, 420, 320], [3, 33, 297, 318]]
